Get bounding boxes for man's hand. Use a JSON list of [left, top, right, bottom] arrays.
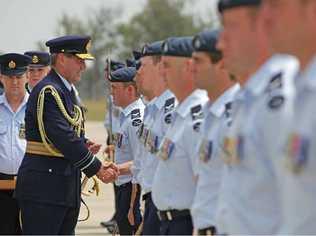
[[128, 206, 135, 226], [86, 140, 102, 155], [96, 163, 119, 184]]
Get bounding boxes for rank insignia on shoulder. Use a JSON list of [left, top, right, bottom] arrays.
[[193, 122, 202, 132], [199, 139, 213, 163], [19, 123, 26, 139], [132, 119, 142, 127], [131, 109, 141, 119], [224, 102, 233, 119], [164, 113, 172, 124], [266, 72, 283, 93], [268, 95, 284, 110], [157, 138, 174, 161], [164, 97, 175, 114], [285, 133, 309, 174], [191, 105, 204, 121]]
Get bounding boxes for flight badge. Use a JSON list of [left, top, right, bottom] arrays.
[[158, 138, 174, 161], [285, 133, 309, 174], [19, 123, 26, 139], [199, 139, 213, 163]]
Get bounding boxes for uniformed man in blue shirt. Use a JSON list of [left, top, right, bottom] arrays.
[[109, 66, 145, 235], [0, 53, 32, 235], [15, 35, 119, 235], [152, 36, 209, 235], [24, 51, 51, 93], [190, 30, 240, 235]]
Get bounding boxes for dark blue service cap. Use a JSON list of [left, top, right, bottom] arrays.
[[24, 51, 51, 67], [161, 37, 194, 58], [0, 53, 32, 76], [109, 67, 136, 83], [192, 29, 221, 54], [45, 35, 94, 60], [141, 41, 163, 57], [218, 0, 261, 13]]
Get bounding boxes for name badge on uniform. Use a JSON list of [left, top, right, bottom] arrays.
[[285, 133, 309, 174], [19, 123, 26, 139], [157, 138, 174, 161], [199, 139, 213, 163], [222, 136, 243, 164]]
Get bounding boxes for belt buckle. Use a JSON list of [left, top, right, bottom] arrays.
[[166, 211, 173, 221]]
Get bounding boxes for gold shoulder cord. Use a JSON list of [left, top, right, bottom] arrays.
[[37, 85, 83, 157]]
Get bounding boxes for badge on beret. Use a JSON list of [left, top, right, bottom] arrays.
[[163, 42, 169, 53], [158, 138, 174, 161], [194, 37, 202, 50], [268, 95, 284, 110], [142, 45, 147, 55], [32, 55, 39, 64], [285, 133, 309, 174], [199, 139, 213, 163], [8, 60, 16, 69], [19, 123, 26, 139]]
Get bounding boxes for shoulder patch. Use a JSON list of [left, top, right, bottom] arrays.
[[164, 97, 175, 114], [268, 95, 284, 110], [164, 113, 172, 124], [193, 122, 202, 132], [190, 105, 204, 121], [265, 72, 283, 93], [132, 119, 142, 127], [131, 109, 141, 119]]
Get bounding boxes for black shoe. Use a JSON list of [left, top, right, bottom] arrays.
[[100, 219, 116, 228]]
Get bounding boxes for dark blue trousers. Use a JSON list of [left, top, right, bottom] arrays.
[[160, 215, 193, 235], [142, 193, 160, 235], [115, 182, 141, 235], [19, 200, 80, 235]]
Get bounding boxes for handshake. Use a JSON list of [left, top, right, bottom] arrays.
[[96, 162, 119, 184]]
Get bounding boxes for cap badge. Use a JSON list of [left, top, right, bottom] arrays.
[[32, 55, 39, 64], [8, 60, 16, 69]]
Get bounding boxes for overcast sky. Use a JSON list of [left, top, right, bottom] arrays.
[[0, 0, 218, 53]]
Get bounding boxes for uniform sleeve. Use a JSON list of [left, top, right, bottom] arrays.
[[128, 122, 143, 184], [43, 92, 101, 177]]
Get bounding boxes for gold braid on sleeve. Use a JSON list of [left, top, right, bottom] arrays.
[[37, 85, 84, 157]]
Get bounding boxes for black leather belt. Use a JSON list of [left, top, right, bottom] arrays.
[[142, 192, 151, 201], [157, 209, 191, 221], [0, 173, 15, 180], [198, 226, 217, 235]]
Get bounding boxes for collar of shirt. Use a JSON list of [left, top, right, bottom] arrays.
[[244, 54, 298, 97], [55, 70, 72, 91], [121, 98, 144, 117], [210, 83, 240, 118], [154, 89, 175, 111], [176, 89, 208, 118], [0, 93, 29, 112]]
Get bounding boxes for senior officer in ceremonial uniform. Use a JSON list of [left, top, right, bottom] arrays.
[[15, 35, 119, 235], [0, 53, 31, 235], [24, 51, 51, 93], [109, 66, 144, 235], [261, 0, 316, 234], [151, 37, 209, 235], [190, 30, 240, 235], [215, 0, 299, 234]]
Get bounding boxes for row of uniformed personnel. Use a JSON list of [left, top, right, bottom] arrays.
[[103, 0, 316, 235], [1, 0, 316, 234]]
